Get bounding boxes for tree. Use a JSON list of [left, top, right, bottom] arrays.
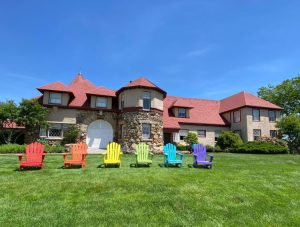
[[0, 100, 20, 144], [276, 114, 300, 154], [216, 131, 243, 151], [184, 132, 198, 151], [258, 75, 300, 115], [0, 99, 48, 144]]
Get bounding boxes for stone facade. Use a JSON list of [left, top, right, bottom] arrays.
[[76, 110, 118, 143], [118, 111, 164, 153]]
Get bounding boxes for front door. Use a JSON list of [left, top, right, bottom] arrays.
[[86, 120, 113, 149]]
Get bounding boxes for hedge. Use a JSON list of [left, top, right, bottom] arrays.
[[227, 141, 289, 154], [0, 144, 65, 154]]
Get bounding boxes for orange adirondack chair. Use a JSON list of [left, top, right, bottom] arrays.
[[64, 143, 87, 168], [18, 142, 45, 171]]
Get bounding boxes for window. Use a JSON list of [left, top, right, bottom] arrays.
[[215, 131, 221, 142], [143, 91, 151, 110], [142, 124, 151, 139], [270, 130, 277, 138], [252, 109, 260, 122], [121, 125, 125, 138], [197, 130, 206, 138], [120, 94, 124, 109], [178, 108, 187, 118], [233, 110, 241, 123], [269, 110, 276, 122], [253, 129, 261, 140], [49, 92, 62, 104], [40, 123, 70, 138], [179, 130, 188, 141], [96, 97, 108, 108], [234, 130, 242, 139]]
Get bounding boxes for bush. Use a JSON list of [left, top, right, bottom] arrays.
[[257, 136, 288, 148], [205, 145, 222, 153], [0, 143, 65, 153], [184, 133, 198, 151], [0, 144, 26, 153], [44, 144, 65, 153], [176, 144, 188, 151], [216, 131, 243, 150], [61, 125, 80, 145], [227, 141, 289, 154]]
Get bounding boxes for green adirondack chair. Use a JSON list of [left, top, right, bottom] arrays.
[[135, 143, 153, 166]]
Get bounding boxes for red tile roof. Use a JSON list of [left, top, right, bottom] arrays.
[[38, 82, 72, 93], [163, 96, 228, 129], [219, 91, 282, 113], [117, 77, 167, 97], [86, 87, 116, 97], [37, 74, 116, 107], [2, 121, 25, 129]]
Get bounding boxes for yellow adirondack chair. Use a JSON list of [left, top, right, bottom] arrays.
[[103, 142, 122, 167]]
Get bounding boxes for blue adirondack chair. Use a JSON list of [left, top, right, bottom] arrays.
[[164, 143, 183, 167], [192, 144, 213, 169]]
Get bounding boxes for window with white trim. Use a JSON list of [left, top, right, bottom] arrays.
[[143, 91, 151, 110], [215, 130, 221, 142], [252, 109, 260, 122], [178, 108, 187, 118], [96, 97, 108, 108], [233, 110, 241, 123], [269, 110, 276, 122], [253, 129, 261, 140], [179, 130, 188, 141], [197, 130, 206, 138], [49, 92, 62, 104], [142, 124, 151, 139], [40, 123, 70, 139], [270, 130, 277, 138]]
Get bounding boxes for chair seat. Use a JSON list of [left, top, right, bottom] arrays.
[[104, 160, 121, 164], [137, 160, 152, 164], [20, 161, 43, 167], [64, 160, 84, 165], [167, 160, 182, 164], [196, 161, 212, 165]]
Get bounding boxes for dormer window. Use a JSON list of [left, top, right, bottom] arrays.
[[178, 108, 187, 118], [96, 97, 108, 108], [49, 92, 62, 104], [143, 91, 151, 110]]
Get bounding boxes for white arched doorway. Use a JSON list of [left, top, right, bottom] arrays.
[[86, 120, 113, 149]]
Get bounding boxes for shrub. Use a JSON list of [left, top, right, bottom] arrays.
[[44, 144, 65, 153], [184, 133, 198, 151], [205, 145, 222, 153], [176, 144, 188, 151], [0, 144, 26, 153], [216, 131, 243, 150], [227, 141, 289, 154], [257, 136, 288, 148], [61, 125, 80, 145]]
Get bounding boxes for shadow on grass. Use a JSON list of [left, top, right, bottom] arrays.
[[130, 163, 151, 168], [97, 164, 120, 168], [14, 166, 43, 172], [61, 165, 83, 169], [158, 163, 182, 168]]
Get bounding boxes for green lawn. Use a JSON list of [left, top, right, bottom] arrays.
[[0, 153, 300, 226]]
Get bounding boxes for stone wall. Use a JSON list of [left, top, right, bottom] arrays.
[[118, 111, 164, 153], [76, 110, 118, 143]]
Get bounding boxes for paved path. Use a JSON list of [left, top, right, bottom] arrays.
[[87, 148, 107, 154]]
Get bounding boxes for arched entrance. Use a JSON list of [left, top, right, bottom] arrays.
[[86, 120, 113, 149]]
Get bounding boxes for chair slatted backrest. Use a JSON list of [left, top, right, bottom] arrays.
[[164, 143, 177, 161], [106, 142, 121, 161], [26, 142, 44, 163], [71, 143, 87, 161], [136, 143, 149, 162], [193, 144, 206, 162]]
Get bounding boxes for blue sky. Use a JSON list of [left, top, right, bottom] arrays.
[[0, 0, 299, 102]]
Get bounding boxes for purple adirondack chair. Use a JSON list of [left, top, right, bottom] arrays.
[[192, 144, 213, 169]]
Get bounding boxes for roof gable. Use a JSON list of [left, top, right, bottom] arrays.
[[219, 91, 282, 113]]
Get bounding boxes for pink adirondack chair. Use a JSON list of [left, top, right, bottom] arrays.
[[18, 142, 45, 170]]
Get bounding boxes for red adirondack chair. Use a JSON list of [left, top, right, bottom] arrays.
[[18, 142, 45, 170], [64, 143, 87, 168]]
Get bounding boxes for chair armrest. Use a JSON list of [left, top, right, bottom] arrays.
[[120, 152, 123, 155], [208, 155, 214, 162], [18, 154, 23, 162], [149, 152, 154, 159], [81, 154, 87, 160], [178, 153, 184, 160], [63, 153, 68, 161], [42, 154, 45, 162]]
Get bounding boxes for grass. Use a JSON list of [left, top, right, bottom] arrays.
[[0, 153, 300, 226]]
